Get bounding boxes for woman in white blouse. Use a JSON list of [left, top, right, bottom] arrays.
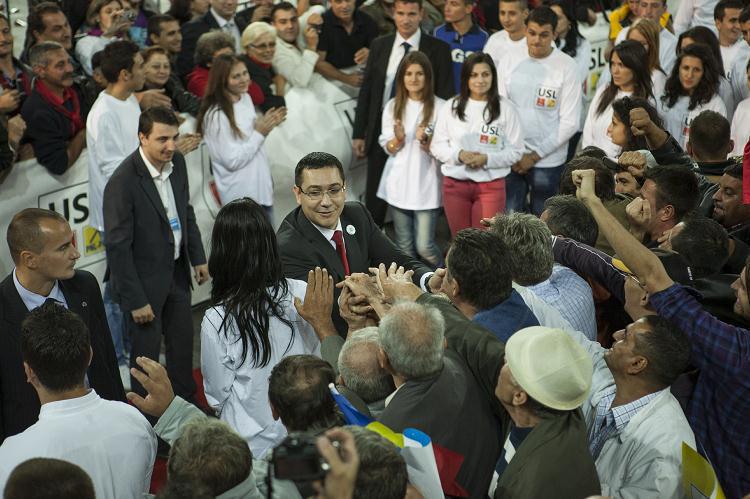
[[378, 51, 445, 267], [200, 198, 321, 460], [431, 52, 524, 235], [659, 43, 727, 150], [582, 40, 653, 158], [197, 54, 286, 219]]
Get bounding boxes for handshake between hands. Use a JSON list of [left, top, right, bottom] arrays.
[[293, 263, 423, 338]]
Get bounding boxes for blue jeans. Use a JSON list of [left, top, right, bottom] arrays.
[[505, 164, 565, 216], [104, 280, 129, 365], [390, 206, 443, 268]]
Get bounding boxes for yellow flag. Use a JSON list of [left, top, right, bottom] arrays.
[[682, 442, 725, 499]]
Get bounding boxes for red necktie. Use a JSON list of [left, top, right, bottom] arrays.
[[332, 230, 350, 276]]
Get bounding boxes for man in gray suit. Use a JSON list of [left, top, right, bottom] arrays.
[[103, 107, 208, 401]]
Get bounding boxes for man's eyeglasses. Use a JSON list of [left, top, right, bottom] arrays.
[[250, 42, 276, 50], [297, 185, 346, 200]]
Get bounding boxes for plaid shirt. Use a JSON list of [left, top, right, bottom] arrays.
[[588, 385, 659, 460], [649, 283, 750, 498]]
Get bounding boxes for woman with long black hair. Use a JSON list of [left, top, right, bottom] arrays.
[[200, 198, 321, 459], [431, 52, 524, 234], [659, 43, 726, 149], [582, 40, 653, 158]]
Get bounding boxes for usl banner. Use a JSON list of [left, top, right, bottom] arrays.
[[579, 14, 612, 103]]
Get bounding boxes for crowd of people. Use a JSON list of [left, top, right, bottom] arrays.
[[0, 0, 750, 497]]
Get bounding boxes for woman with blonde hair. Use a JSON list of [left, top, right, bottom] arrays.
[[240, 22, 286, 112]]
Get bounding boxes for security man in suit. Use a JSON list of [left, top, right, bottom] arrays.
[[103, 107, 208, 400], [276, 151, 433, 336], [0, 208, 125, 442], [176, 0, 252, 79], [352, 0, 453, 226]]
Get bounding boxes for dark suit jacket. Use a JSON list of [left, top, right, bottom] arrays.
[[176, 9, 251, 79], [352, 31, 453, 155], [0, 270, 125, 442], [276, 202, 431, 334], [103, 149, 206, 312]]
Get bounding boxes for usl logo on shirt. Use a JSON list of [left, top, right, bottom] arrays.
[[480, 134, 498, 144], [535, 86, 559, 109]]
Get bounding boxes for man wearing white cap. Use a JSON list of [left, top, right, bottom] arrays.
[[490, 326, 601, 498]]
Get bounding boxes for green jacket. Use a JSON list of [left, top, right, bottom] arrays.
[[416, 294, 601, 499]]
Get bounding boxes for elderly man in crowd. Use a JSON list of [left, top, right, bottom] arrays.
[[340, 263, 601, 498], [21, 41, 87, 176]]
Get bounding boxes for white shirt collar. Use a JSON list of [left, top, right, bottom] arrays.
[[12, 268, 67, 311], [39, 389, 98, 419], [139, 147, 173, 180], [313, 218, 343, 241], [395, 29, 421, 50], [384, 383, 404, 407], [210, 7, 235, 27]]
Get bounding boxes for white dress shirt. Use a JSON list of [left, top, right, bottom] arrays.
[[272, 36, 320, 89], [140, 148, 182, 260], [86, 91, 141, 232], [384, 30, 421, 108], [312, 219, 344, 251], [378, 97, 445, 210], [202, 93, 273, 206], [0, 390, 156, 499], [211, 7, 242, 52], [12, 269, 68, 310], [201, 279, 321, 459]]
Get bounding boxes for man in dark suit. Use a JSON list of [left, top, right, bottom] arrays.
[[176, 0, 251, 79], [103, 107, 208, 400], [1, 208, 125, 442], [351, 0, 453, 225], [276, 151, 432, 335]]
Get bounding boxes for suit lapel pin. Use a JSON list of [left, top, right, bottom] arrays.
[[346, 225, 356, 235], [81, 301, 87, 308]]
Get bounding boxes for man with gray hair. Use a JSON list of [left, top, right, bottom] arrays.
[[372, 301, 503, 499], [336, 327, 394, 418], [20, 40, 87, 175], [489, 212, 598, 340]]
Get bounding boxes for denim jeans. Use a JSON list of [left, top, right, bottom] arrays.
[[103, 280, 129, 365], [390, 206, 443, 268], [505, 164, 565, 216]]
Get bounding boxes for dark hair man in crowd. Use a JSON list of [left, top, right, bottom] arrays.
[[103, 107, 208, 400], [21, 42, 87, 176], [0, 208, 124, 442], [4, 458, 96, 499], [434, 0, 489, 92], [711, 162, 750, 273], [714, 0, 745, 80], [177, 0, 250, 78], [316, 0, 379, 87], [352, 0, 453, 225], [148, 14, 183, 60], [438, 228, 539, 342], [541, 195, 599, 248], [687, 110, 736, 178], [0, 303, 156, 497], [270, 2, 323, 89], [276, 151, 432, 335], [572, 166, 750, 498]]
